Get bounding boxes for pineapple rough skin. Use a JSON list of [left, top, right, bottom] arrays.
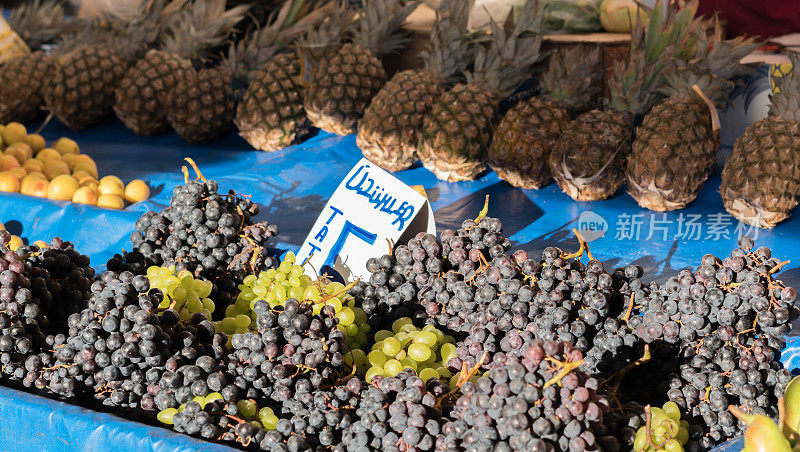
[[488, 97, 568, 189], [0, 51, 54, 124], [627, 98, 720, 211], [549, 110, 630, 201], [234, 53, 311, 152], [357, 69, 444, 172], [720, 117, 800, 229], [305, 43, 388, 136], [115, 50, 193, 136], [418, 83, 497, 182], [45, 45, 127, 130], [167, 67, 234, 144]]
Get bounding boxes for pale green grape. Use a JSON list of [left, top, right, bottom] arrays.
[[382, 337, 402, 356], [408, 343, 432, 362], [157, 408, 178, 425], [663, 401, 681, 421], [237, 400, 257, 420], [392, 317, 412, 333], [419, 368, 439, 382], [384, 359, 403, 376], [368, 350, 387, 367]]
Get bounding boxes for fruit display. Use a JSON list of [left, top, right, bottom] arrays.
[[305, 0, 419, 136], [235, 3, 349, 152], [418, 0, 544, 182], [0, 122, 149, 208], [356, 0, 473, 172], [0, 0, 796, 228], [627, 24, 759, 211], [0, 2, 799, 449], [489, 46, 601, 189], [0, 150, 796, 452], [0, 0, 64, 124], [549, 2, 689, 201], [721, 51, 800, 229], [114, 0, 246, 136]]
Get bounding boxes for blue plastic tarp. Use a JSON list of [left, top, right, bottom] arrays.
[[0, 386, 234, 452]]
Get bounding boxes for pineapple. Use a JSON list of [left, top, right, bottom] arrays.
[[114, 0, 249, 135], [356, 0, 473, 172], [304, 0, 419, 136], [44, 33, 129, 130], [418, 1, 544, 182], [548, 2, 692, 201], [627, 26, 759, 211], [235, 3, 350, 152], [488, 47, 601, 189], [166, 66, 234, 143], [720, 52, 800, 229], [45, 4, 174, 131], [0, 0, 65, 123], [167, 0, 316, 144]]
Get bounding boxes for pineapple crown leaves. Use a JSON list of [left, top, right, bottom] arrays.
[[540, 46, 601, 112], [350, 0, 421, 57], [296, 2, 354, 64], [661, 24, 760, 106], [606, 0, 697, 115], [8, 0, 69, 50], [418, 0, 475, 82], [769, 52, 800, 122], [223, 0, 323, 82], [160, 0, 251, 62], [51, 0, 185, 61], [467, 0, 544, 97], [110, 0, 190, 60]]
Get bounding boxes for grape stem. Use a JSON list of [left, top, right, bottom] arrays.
[[621, 293, 635, 323], [184, 157, 207, 182], [182, 166, 189, 185], [318, 279, 360, 305], [437, 351, 488, 408], [644, 405, 660, 448], [474, 195, 490, 224], [543, 358, 585, 389], [562, 228, 594, 261], [768, 260, 789, 275], [602, 344, 650, 393]]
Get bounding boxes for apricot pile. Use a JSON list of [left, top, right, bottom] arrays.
[[0, 122, 150, 209]]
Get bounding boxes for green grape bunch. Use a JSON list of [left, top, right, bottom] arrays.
[[226, 251, 371, 349], [147, 266, 215, 321], [365, 317, 459, 384], [634, 401, 691, 452]]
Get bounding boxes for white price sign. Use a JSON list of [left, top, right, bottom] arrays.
[[297, 159, 435, 281]]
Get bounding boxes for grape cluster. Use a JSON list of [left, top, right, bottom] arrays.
[[632, 402, 691, 452], [21, 237, 94, 331], [226, 299, 349, 408], [0, 235, 93, 386], [160, 395, 270, 448], [147, 266, 216, 322], [443, 340, 608, 452], [340, 369, 451, 452], [41, 270, 167, 405], [261, 379, 364, 450], [365, 317, 455, 384], [350, 215, 512, 332], [129, 173, 279, 314], [233, 251, 370, 350], [633, 236, 797, 446]]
